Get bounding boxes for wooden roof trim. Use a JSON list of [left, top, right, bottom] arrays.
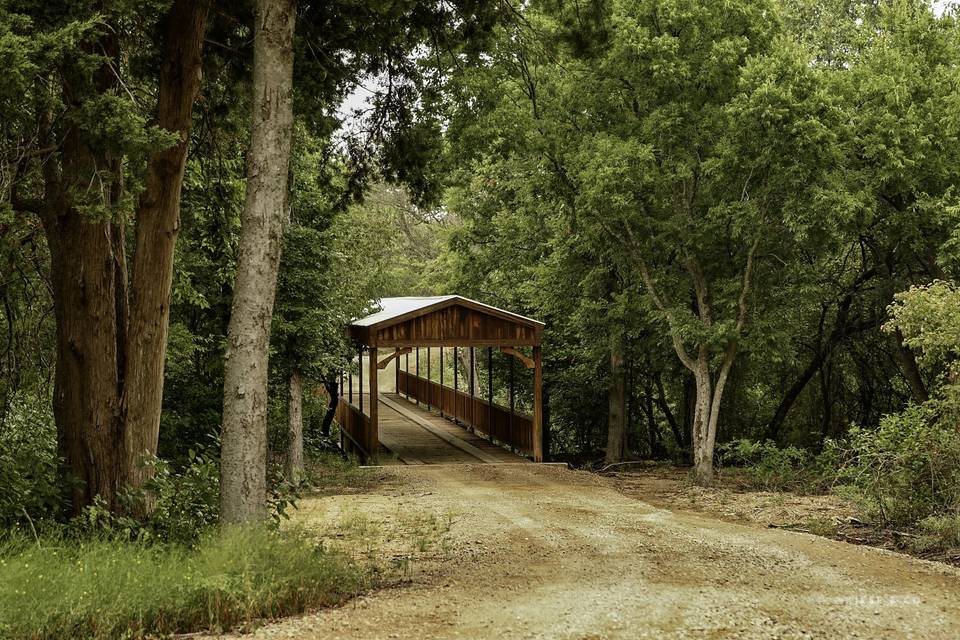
[[351, 296, 545, 331]]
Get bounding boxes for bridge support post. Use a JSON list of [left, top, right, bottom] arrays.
[[453, 346, 459, 425], [488, 347, 494, 433], [369, 347, 379, 458], [469, 346, 475, 432], [533, 345, 544, 462]]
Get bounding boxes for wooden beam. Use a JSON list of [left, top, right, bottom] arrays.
[[532, 345, 544, 462], [395, 348, 400, 394], [500, 346, 535, 370], [369, 348, 379, 456], [377, 338, 540, 348], [378, 347, 412, 370]]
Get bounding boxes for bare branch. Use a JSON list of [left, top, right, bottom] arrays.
[[683, 256, 711, 326], [615, 218, 698, 371]]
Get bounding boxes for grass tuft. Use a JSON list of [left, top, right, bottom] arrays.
[[0, 525, 364, 640]]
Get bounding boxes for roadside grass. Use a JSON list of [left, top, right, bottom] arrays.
[[910, 514, 960, 555], [395, 509, 456, 553], [306, 452, 377, 494], [0, 525, 364, 640]]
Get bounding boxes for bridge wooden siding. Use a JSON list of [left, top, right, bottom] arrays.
[[338, 392, 528, 464], [397, 370, 534, 454]]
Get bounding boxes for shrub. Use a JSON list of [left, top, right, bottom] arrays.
[[836, 402, 960, 526], [911, 514, 960, 554], [306, 452, 374, 494], [73, 443, 299, 545], [0, 397, 64, 528], [144, 447, 222, 543], [0, 525, 364, 639], [67, 446, 222, 546], [719, 439, 827, 492]]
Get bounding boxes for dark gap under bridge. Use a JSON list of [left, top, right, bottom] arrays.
[[335, 296, 546, 465]]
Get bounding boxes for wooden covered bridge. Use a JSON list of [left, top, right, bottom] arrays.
[[335, 296, 546, 464]]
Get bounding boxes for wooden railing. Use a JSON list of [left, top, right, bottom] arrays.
[[335, 399, 375, 461], [397, 370, 533, 454]]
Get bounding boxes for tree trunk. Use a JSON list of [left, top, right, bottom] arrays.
[[321, 379, 338, 437], [41, 32, 127, 513], [285, 370, 304, 479], [44, 198, 126, 512], [219, 0, 296, 523], [38, 0, 209, 515], [654, 373, 686, 449], [605, 329, 628, 464], [765, 350, 825, 442], [681, 371, 695, 447], [122, 0, 210, 498], [456, 349, 480, 395], [690, 361, 713, 483], [892, 327, 928, 404], [642, 389, 662, 458]]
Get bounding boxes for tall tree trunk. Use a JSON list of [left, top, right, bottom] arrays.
[[42, 34, 127, 513], [681, 371, 695, 447], [44, 197, 126, 512], [690, 360, 713, 483], [285, 370, 304, 479], [38, 1, 209, 514], [766, 269, 878, 441], [628, 238, 758, 485], [766, 351, 825, 442], [122, 0, 210, 497], [605, 329, 628, 464], [220, 0, 296, 523], [642, 388, 662, 458]]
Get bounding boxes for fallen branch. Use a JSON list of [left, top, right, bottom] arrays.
[[598, 460, 650, 473]]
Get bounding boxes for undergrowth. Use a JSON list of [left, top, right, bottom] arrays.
[[720, 398, 960, 559], [0, 525, 364, 640], [306, 452, 375, 494], [718, 438, 836, 494]]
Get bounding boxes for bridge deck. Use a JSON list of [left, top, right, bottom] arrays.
[[357, 393, 530, 465]]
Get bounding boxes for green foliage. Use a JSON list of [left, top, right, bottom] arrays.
[[885, 281, 960, 372], [434, 0, 960, 467], [0, 398, 64, 528], [306, 453, 375, 494], [911, 514, 960, 554], [71, 446, 300, 546], [837, 402, 960, 526], [129, 449, 221, 546], [266, 461, 301, 527], [719, 438, 835, 493], [0, 526, 363, 640]]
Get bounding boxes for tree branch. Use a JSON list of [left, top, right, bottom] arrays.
[[734, 237, 761, 335], [615, 218, 698, 372]]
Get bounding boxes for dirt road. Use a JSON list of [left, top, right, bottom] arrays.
[[224, 464, 960, 639]]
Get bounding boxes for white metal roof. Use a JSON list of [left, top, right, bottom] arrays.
[[351, 295, 543, 328]]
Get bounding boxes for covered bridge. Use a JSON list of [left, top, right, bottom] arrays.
[[335, 296, 546, 464]]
